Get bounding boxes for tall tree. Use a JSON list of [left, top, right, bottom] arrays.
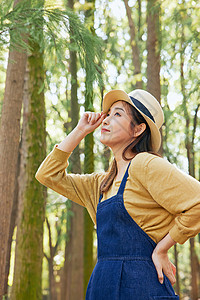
[[146, 0, 161, 102], [180, 7, 199, 299], [61, 1, 84, 300], [146, 0, 162, 155], [123, 0, 142, 88], [10, 1, 46, 298], [44, 216, 61, 300], [83, 0, 96, 296], [0, 0, 27, 297]]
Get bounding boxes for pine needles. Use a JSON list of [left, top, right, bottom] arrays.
[[0, 0, 104, 92]]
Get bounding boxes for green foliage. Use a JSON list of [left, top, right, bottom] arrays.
[[0, 0, 104, 96]]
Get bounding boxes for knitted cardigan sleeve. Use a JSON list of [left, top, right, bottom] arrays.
[[35, 145, 105, 225], [142, 155, 200, 244]]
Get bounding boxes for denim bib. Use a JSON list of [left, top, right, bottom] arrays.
[[86, 162, 179, 300]]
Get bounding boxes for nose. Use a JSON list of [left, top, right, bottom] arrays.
[[102, 114, 110, 125]]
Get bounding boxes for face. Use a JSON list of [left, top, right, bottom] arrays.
[[100, 101, 135, 151]]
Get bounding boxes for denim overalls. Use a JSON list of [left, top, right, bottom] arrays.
[[86, 162, 179, 300]]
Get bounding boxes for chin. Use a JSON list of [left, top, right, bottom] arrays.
[[100, 136, 110, 147]]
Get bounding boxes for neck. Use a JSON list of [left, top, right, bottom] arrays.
[[112, 146, 136, 178]]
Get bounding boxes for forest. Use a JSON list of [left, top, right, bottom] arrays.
[[0, 0, 199, 299]]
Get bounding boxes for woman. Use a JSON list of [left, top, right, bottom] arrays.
[[36, 89, 200, 300]]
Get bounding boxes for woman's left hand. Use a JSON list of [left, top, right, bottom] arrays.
[[152, 245, 176, 286]]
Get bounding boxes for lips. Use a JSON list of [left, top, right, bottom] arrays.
[[101, 128, 110, 133]]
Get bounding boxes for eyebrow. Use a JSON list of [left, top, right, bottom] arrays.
[[108, 107, 125, 113]]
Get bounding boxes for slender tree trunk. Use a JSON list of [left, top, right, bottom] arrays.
[[4, 144, 21, 297], [174, 244, 180, 296], [49, 259, 57, 300], [65, 203, 84, 300], [146, 0, 161, 102], [65, 54, 84, 300], [123, 0, 142, 89], [45, 217, 58, 300], [62, 199, 84, 300], [137, 0, 142, 41], [84, 133, 94, 297], [61, 1, 84, 298], [83, 0, 96, 297], [146, 0, 162, 154], [0, 0, 28, 296], [10, 21, 46, 299], [189, 238, 199, 300], [180, 16, 199, 300]]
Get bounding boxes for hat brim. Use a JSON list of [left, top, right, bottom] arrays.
[[102, 90, 161, 152]]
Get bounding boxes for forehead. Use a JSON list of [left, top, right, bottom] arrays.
[[108, 100, 125, 110]]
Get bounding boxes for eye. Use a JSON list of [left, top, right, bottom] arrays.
[[106, 111, 121, 117]]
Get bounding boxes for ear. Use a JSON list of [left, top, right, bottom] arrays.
[[133, 123, 146, 137]]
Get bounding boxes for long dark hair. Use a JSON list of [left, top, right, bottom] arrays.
[[100, 101, 159, 193]]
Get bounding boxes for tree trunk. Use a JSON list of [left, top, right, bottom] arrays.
[[61, 1, 84, 298], [137, 0, 142, 41], [180, 14, 199, 299], [45, 217, 58, 300], [123, 0, 142, 89], [146, 0, 161, 102], [189, 238, 199, 300], [0, 0, 27, 296], [65, 202, 84, 300], [146, 0, 162, 154], [4, 143, 21, 297], [84, 133, 94, 297], [174, 244, 180, 296], [83, 0, 96, 296], [10, 29, 46, 300]]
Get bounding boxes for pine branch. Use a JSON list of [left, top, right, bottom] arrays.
[[0, 2, 104, 95]]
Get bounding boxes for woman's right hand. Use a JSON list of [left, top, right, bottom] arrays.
[[76, 111, 106, 136]]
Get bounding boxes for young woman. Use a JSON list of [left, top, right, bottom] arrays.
[[36, 89, 200, 300]]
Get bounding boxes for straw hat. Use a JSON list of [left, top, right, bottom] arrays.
[[102, 89, 164, 152]]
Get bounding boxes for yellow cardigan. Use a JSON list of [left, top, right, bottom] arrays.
[[35, 146, 200, 244]]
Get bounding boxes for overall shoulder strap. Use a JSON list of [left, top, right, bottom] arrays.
[[98, 193, 103, 203], [117, 161, 132, 196]]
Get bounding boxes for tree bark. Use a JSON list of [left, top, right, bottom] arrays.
[[123, 0, 142, 89], [0, 0, 27, 297], [45, 217, 59, 300], [146, 0, 161, 102], [4, 143, 21, 297], [189, 238, 199, 300], [180, 15, 199, 299], [83, 0, 96, 296], [146, 0, 162, 154], [61, 1, 84, 298], [84, 133, 94, 297], [174, 244, 180, 296], [10, 31, 46, 300]]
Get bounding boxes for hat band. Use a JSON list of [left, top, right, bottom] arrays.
[[129, 96, 155, 123]]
